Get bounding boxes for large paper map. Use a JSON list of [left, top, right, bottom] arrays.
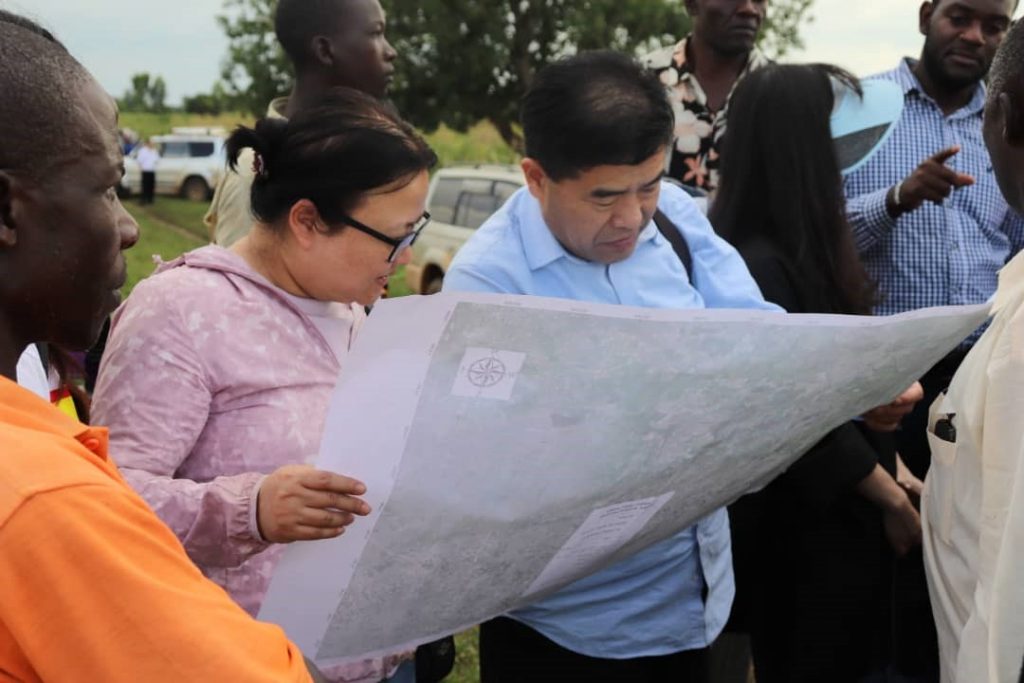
[[259, 292, 988, 665]]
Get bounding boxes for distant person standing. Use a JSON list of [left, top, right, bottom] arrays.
[[204, 0, 397, 247], [643, 0, 769, 195], [843, 0, 1022, 680], [135, 138, 159, 205]]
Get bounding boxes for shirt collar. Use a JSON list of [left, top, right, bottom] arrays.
[[673, 35, 769, 79], [895, 58, 986, 117], [515, 193, 661, 271], [0, 376, 91, 442], [268, 97, 289, 119], [995, 251, 1024, 313]]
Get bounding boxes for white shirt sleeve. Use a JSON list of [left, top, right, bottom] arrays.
[[15, 346, 49, 400]]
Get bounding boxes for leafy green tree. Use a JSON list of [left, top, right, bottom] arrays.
[[759, 0, 815, 59], [183, 83, 238, 115], [119, 72, 168, 113], [215, 0, 815, 148], [217, 0, 291, 117]]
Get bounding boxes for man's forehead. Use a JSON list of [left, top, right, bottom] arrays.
[[695, 0, 766, 12], [82, 86, 120, 149], [569, 150, 667, 186], [337, 0, 383, 24], [937, 0, 1015, 18], [46, 83, 121, 179]]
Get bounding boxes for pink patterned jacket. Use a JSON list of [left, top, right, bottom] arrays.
[[92, 246, 407, 682]]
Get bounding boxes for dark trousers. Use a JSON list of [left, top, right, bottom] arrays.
[[479, 617, 710, 683], [141, 171, 156, 204], [890, 349, 968, 682]]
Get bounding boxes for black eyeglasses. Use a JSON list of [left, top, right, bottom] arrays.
[[335, 211, 432, 263]]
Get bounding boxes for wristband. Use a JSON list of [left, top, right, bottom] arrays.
[[893, 181, 903, 209]]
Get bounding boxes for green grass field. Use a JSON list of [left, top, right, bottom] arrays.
[[121, 111, 518, 169], [122, 202, 205, 294]]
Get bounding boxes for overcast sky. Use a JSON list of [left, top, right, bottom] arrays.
[[5, 1, 1021, 104]]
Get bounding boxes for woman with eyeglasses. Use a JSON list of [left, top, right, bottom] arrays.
[[91, 87, 436, 683]]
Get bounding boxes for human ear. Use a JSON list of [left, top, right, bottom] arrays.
[[287, 199, 321, 250], [521, 158, 548, 201], [919, 2, 935, 36], [311, 35, 334, 68], [0, 172, 18, 249]]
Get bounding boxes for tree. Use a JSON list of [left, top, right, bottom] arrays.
[[386, 0, 697, 150], [759, 0, 815, 59], [183, 83, 238, 115], [119, 72, 168, 113], [215, 0, 815, 148], [217, 0, 292, 117]]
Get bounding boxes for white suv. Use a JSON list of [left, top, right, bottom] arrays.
[[405, 165, 524, 294], [122, 128, 227, 201]]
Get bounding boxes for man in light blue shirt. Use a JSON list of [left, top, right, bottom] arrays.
[[443, 50, 777, 682]]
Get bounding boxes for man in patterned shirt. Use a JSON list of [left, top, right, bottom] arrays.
[[643, 0, 769, 194], [843, 1, 1021, 680]]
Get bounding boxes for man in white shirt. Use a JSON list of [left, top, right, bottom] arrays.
[[923, 19, 1024, 683], [135, 139, 159, 205], [15, 345, 48, 399]]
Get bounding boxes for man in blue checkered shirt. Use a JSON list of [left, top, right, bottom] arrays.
[[845, 0, 1023, 475], [843, 1, 1020, 680]]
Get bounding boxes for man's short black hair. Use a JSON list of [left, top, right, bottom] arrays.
[[522, 50, 674, 181], [989, 19, 1024, 101], [0, 11, 89, 180], [275, 0, 350, 68]]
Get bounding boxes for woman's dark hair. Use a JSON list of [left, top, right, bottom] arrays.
[[709, 63, 875, 315], [522, 50, 674, 181], [226, 87, 437, 230]]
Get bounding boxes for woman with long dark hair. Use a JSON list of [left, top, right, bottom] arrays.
[[710, 63, 922, 682]]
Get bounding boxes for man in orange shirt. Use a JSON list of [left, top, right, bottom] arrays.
[[0, 11, 322, 681]]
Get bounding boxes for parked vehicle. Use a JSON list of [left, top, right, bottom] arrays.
[[406, 165, 524, 294], [121, 128, 227, 201]]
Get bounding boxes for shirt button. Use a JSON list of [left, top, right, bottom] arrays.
[[83, 437, 101, 452], [951, 243, 959, 250]]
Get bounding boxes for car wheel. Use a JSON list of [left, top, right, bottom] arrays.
[[424, 276, 444, 295], [182, 176, 210, 202]]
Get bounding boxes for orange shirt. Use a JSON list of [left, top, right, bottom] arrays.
[[0, 377, 312, 682]]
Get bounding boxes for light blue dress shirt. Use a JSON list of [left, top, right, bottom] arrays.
[[443, 181, 779, 659]]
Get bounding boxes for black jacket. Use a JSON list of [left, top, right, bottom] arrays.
[[727, 236, 895, 683]]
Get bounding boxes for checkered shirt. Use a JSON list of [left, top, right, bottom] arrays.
[[844, 59, 1024, 325]]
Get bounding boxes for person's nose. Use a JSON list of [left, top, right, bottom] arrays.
[[736, 0, 762, 17], [383, 39, 397, 62], [960, 20, 984, 46], [117, 199, 140, 250], [612, 193, 645, 232], [395, 245, 413, 267]]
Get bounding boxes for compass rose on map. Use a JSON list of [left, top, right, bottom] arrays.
[[467, 356, 507, 388], [452, 347, 527, 400]]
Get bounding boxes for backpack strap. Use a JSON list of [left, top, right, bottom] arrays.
[[653, 209, 694, 277]]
